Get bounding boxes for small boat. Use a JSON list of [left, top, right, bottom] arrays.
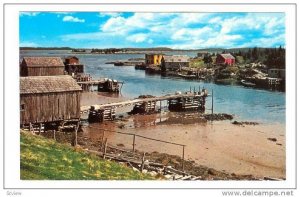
[[114, 61, 124, 66], [241, 79, 256, 87]]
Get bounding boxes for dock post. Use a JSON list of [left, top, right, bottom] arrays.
[[132, 134, 136, 152], [182, 145, 185, 172]]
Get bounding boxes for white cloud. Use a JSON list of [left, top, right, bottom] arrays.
[[127, 33, 148, 43], [99, 12, 121, 18], [60, 13, 285, 49], [20, 12, 40, 17], [20, 42, 38, 47], [63, 16, 85, 23]]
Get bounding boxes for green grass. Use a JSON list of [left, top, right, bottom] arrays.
[[20, 131, 153, 180], [189, 59, 206, 68]]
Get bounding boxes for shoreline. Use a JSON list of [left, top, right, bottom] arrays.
[[78, 92, 285, 179]]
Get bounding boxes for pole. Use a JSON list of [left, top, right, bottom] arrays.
[[182, 145, 185, 172], [132, 134, 136, 152], [103, 138, 108, 159], [101, 130, 105, 151], [140, 152, 146, 171], [211, 89, 214, 115]]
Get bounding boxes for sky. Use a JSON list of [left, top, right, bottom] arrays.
[[19, 12, 285, 49]]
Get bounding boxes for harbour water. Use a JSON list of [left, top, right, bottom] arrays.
[[20, 50, 286, 124]]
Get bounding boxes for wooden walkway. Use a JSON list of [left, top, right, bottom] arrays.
[[77, 80, 123, 85], [81, 91, 207, 113]]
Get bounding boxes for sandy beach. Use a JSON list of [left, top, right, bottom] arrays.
[[80, 92, 286, 179]]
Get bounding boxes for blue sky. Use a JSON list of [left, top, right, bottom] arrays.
[[19, 12, 285, 49]]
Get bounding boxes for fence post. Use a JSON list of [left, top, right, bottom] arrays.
[[132, 134, 136, 152], [182, 145, 185, 172], [101, 130, 105, 151], [39, 123, 42, 135], [103, 138, 108, 159], [53, 129, 56, 141], [211, 89, 214, 115], [140, 152, 146, 172]]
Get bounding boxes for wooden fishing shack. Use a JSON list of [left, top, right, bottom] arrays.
[[20, 57, 65, 76], [64, 56, 84, 76], [20, 75, 82, 129]]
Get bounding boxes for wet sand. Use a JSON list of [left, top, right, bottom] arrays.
[[80, 92, 286, 179]]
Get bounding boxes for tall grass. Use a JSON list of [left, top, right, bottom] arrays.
[[20, 131, 153, 180]]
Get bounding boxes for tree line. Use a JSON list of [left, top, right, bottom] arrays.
[[202, 46, 285, 69]]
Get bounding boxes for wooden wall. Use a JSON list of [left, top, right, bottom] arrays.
[[20, 91, 81, 124], [20, 66, 65, 76]]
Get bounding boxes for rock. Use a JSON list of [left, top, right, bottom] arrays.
[[142, 169, 148, 174], [164, 174, 173, 179], [149, 171, 157, 176], [267, 138, 277, 142], [132, 167, 139, 172], [208, 168, 218, 175]]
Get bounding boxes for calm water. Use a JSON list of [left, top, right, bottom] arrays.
[[20, 50, 286, 124]]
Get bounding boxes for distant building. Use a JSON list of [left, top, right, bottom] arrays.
[[216, 53, 235, 66], [161, 55, 190, 71], [20, 75, 82, 126], [20, 57, 65, 76], [64, 56, 84, 76], [268, 69, 285, 79], [197, 51, 209, 58], [145, 53, 164, 66]]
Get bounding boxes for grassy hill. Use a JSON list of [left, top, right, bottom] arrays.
[[20, 131, 153, 180]]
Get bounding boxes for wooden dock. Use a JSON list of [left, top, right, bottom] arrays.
[[77, 79, 124, 92], [81, 89, 208, 122]]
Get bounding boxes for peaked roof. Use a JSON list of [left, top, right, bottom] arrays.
[[163, 55, 190, 62], [219, 53, 235, 59], [20, 75, 82, 94], [21, 57, 65, 67], [65, 56, 79, 60]]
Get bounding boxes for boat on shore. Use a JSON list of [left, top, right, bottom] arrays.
[[240, 79, 256, 87]]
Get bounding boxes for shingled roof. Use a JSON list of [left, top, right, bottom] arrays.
[[20, 75, 82, 94], [219, 53, 235, 59], [21, 57, 65, 67], [163, 55, 190, 62]]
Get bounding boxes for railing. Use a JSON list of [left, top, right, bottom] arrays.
[[87, 126, 187, 171]]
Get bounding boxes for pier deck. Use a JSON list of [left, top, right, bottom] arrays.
[[81, 91, 207, 113]]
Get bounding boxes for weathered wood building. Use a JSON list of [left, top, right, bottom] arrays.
[[20, 75, 82, 126], [216, 53, 235, 66], [20, 57, 65, 76], [161, 55, 190, 71], [64, 56, 84, 75]]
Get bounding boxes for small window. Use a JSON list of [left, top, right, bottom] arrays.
[[20, 104, 25, 111]]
